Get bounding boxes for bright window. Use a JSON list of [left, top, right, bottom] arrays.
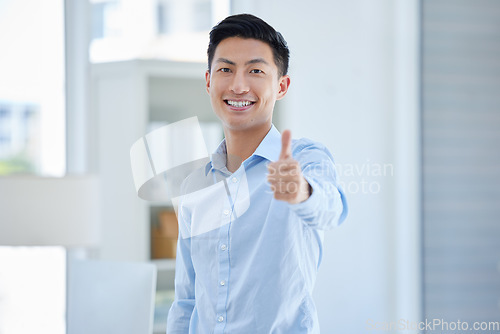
[[0, 0, 66, 176], [0, 247, 66, 334], [0, 1, 66, 333]]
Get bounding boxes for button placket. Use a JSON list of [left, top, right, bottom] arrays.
[[214, 182, 232, 333]]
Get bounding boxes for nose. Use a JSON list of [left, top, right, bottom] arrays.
[[230, 71, 249, 94]]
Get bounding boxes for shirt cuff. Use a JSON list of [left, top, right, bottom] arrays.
[[288, 176, 322, 222]]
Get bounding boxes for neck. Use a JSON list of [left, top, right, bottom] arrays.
[[224, 125, 272, 173]]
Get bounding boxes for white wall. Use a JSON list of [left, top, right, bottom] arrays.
[[232, 0, 421, 332]]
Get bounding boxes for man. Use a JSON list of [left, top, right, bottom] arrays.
[[167, 14, 347, 333]]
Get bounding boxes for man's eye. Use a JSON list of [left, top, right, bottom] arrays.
[[219, 68, 231, 73], [250, 69, 263, 74]]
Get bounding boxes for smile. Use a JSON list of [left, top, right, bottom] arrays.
[[225, 100, 255, 108]]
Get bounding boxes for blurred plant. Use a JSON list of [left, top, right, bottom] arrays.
[[0, 152, 35, 175]]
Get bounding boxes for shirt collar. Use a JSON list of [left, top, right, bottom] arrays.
[[252, 124, 281, 162], [205, 138, 227, 175], [206, 124, 282, 175]]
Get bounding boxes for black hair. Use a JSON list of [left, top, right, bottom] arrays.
[[207, 14, 290, 77]]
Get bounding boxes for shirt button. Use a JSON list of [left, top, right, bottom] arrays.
[[217, 316, 224, 322], [220, 280, 226, 286], [231, 177, 238, 183], [220, 244, 227, 251], [223, 209, 230, 215]]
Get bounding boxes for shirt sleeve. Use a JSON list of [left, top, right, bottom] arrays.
[[288, 138, 348, 229], [166, 201, 196, 333]]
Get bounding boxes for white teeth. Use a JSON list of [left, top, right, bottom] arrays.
[[227, 100, 252, 108]]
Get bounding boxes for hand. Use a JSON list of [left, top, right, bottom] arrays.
[[267, 130, 311, 204]]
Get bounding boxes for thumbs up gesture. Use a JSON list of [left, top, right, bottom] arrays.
[[267, 130, 311, 204]]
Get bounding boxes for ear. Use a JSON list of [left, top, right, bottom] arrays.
[[276, 75, 291, 100], [205, 70, 211, 94]]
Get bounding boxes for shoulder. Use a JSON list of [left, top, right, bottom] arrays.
[[290, 137, 335, 163]]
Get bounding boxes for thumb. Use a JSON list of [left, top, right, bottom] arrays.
[[280, 129, 292, 160]]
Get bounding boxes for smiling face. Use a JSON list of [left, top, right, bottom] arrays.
[[205, 37, 290, 135]]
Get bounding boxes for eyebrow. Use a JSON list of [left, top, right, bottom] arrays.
[[245, 58, 269, 66], [215, 57, 270, 66]]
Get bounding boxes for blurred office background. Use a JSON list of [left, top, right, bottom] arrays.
[[0, 0, 499, 333]]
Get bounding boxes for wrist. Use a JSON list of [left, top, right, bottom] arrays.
[[298, 178, 311, 203]]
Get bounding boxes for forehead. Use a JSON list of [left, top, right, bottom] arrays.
[[213, 37, 275, 66]]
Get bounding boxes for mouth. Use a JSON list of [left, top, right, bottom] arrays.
[[224, 100, 256, 109]]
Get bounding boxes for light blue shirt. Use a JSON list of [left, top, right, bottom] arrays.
[[167, 125, 347, 334]]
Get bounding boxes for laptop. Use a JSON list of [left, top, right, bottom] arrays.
[[67, 260, 157, 334]]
